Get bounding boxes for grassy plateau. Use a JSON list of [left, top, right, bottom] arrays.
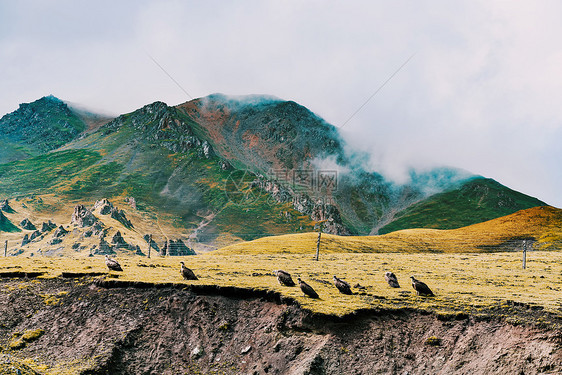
[[1, 205, 561, 324], [1, 247, 562, 326]]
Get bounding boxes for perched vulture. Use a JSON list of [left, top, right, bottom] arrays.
[[104, 255, 123, 272], [273, 270, 295, 287], [333, 276, 353, 295], [384, 271, 400, 288], [297, 277, 319, 298], [180, 261, 198, 280], [410, 276, 434, 296]]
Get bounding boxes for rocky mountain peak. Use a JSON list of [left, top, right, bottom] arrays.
[[0, 95, 87, 163], [71, 205, 97, 228]]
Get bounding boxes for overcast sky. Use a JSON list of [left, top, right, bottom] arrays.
[[1, 0, 561, 207]]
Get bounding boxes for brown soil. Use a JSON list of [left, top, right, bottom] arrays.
[[0, 277, 561, 375]]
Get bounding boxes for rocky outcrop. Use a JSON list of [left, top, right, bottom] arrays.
[[94, 238, 113, 255], [0, 211, 8, 225], [252, 178, 350, 235], [111, 231, 127, 247], [49, 238, 62, 245], [111, 208, 133, 228], [41, 221, 57, 232], [21, 234, 30, 246], [20, 218, 36, 231], [160, 239, 196, 256], [124, 197, 137, 209], [143, 234, 160, 252], [219, 160, 232, 171], [84, 222, 104, 238], [53, 226, 68, 238], [0, 199, 14, 213], [94, 198, 113, 215], [0, 211, 19, 232], [71, 205, 97, 227], [94, 199, 133, 228], [200, 140, 214, 159], [30, 230, 42, 241]]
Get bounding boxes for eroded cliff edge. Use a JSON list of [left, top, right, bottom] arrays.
[[1, 277, 561, 375]]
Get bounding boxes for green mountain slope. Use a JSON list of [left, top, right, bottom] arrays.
[[0, 210, 20, 232], [378, 177, 547, 234], [0, 96, 87, 163], [0, 101, 317, 246]]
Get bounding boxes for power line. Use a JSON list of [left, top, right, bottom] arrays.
[[145, 51, 194, 100], [339, 53, 415, 129]]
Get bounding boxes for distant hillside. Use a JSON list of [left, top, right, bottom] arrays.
[[0, 96, 87, 163], [378, 177, 547, 234], [218, 206, 562, 254]]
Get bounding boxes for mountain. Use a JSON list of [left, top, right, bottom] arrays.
[[378, 177, 547, 234], [0, 94, 548, 253], [178, 94, 344, 173], [0, 96, 93, 163]]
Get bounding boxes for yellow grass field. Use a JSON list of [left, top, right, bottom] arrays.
[[1, 249, 562, 326], [217, 206, 562, 254], [2, 205, 561, 329]]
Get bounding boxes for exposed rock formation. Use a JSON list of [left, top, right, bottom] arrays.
[[161, 239, 196, 256], [30, 230, 42, 241], [124, 197, 137, 209], [252, 178, 350, 235], [71, 205, 97, 227], [20, 218, 36, 230], [219, 160, 232, 170], [41, 220, 57, 232], [53, 226, 68, 238], [94, 198, 113, 215], [84, 222, 104, 238], [49, 238, 62, 245], [111, 208, 133, 228], [0, 199, 14, 213], [143, 234, 160, 252], [21, 234, 30, 246], [94, 238, 113, 255], [94, 199, 133, 228], [111, 231, 127, 247]]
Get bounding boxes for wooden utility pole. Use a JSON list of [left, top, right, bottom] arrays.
[[147, 234, 152, 259], [522, 240, 527, 269], [314, 220, 327, 261], [315, 231, 322, 261], [4, 240, 7, 257]]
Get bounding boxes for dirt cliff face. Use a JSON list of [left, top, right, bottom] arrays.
[[1, 277, 560, 375]]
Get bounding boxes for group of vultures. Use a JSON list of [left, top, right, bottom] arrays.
[[104, 255, 434, 298], [273, 269, 434, 298]]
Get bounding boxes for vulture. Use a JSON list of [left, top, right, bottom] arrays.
[[180, 261, 198, 280], [273, 270, 295, 287], [384, 271, 400, 288], [410, 276, 434, 296], [333, 276, 353, 295], [104, 255, 123, 271], [297, 277, 319, 298]]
